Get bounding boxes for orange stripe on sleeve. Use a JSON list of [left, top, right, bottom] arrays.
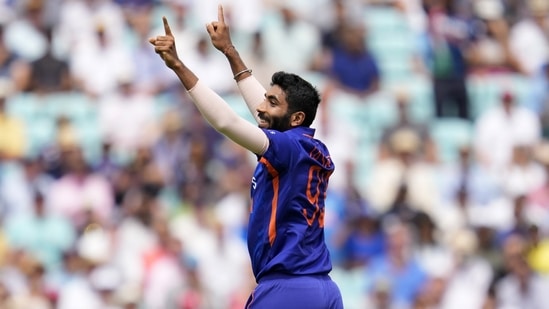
[[259, 157, 279, 246]]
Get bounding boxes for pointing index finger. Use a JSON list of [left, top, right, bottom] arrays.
[[218, 4, 225, 24], [163, 16, 173, 36]]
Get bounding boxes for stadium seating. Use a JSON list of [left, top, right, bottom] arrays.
[[429, 118, 474, 163]]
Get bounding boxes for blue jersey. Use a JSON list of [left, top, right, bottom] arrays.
[[248, 126, 335, 281]]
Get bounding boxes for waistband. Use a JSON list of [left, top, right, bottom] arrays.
[[258, 273, 331, 283]]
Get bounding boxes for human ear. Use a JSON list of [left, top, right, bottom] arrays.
[[290, 111, 305, 126]]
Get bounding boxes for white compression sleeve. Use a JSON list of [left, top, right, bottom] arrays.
[[187, 80, 269, 155], [237, 76, 266, 124]]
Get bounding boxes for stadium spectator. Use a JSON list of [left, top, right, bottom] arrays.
[[45, 147, 114, 231], [314, 20, 380, 98], [314, 0, 364, 51], [532, 63, 549, 135], [211, 139, 255, 238], [0, 25, 30, 93], [437, 228, 494, 309], [473, 90, 541, 175], [39, 116, 80, 179], [336, 212, 385, 270], [98, 73, 158, 157], [110, 186, 161, 301], [2, 0, 51, 62], [56, 229, 113, 309], [363, 218, 428, 309], [140, 217, 189, 308], [501, 195, 538, 241], [327, 160, 380, 268], [151, 109, 190, 187], [25, 27, 72, 94], [0, 81, 27, 160], [395, 0, 428, 36], [466, 0, 521, 75], [526, 225, 549, 274], [411, 211, 453, 279], [437, 143, 502, 208], [184, 35, 235, 96], [0, 157, 53, 222], [311, 18, 380, 153], [500, 144, 545, 198], [367, 126, 440, 219], [495, 233, 549, 308], [260, 2, 322, 74], [475, 225, 506, 278], [500, 0, 530, 25], [419, 0, 470, 119], [379, 89, 435, 161], [508, 0, 549, 76], [4, 191, 75, 272], [92, 141, 122, 184], [412, 276, 446, 309], [526, 141, 549, 233], [56, 0, 126, 58], [69, 20, 134, 98], [1, 255, 53, 309]]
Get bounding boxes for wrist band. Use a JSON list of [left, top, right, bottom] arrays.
[[233, 68, 252, 80]]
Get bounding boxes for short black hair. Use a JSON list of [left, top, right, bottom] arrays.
[[270, 71, 321, 127]]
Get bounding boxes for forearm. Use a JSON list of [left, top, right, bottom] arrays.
[[237, 75, 266, 123], [222, 46, 266, 123], [188, 80, 268, 155], [223, 45, 252, 82], [170, 60, 199, 90]]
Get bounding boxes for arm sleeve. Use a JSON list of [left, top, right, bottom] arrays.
[[188, 80, 269, 155], [237, 75, 266, 124]]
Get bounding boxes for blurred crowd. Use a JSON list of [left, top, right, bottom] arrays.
[[0, 0, 548, 308]]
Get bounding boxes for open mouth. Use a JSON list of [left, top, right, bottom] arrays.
[[258, 114, 269, 128], [258, 118, 269, 128]]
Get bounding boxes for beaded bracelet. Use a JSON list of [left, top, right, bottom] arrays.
[[233, 68, 252, 80]]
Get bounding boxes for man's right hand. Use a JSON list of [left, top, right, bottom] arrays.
[[206, 5, 234, 54], [149, 17, 182, 70]]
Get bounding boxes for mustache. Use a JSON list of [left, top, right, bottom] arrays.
[[258, 112, 268, 121]]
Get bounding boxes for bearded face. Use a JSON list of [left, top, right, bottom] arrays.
[[258, 110, 293, 132], [256, 84, 295, 132]]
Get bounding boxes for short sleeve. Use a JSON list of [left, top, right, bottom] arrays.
[[260, 129, 295, 172]]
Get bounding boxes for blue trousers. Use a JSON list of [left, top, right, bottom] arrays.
[[245, 274, 344, 309]]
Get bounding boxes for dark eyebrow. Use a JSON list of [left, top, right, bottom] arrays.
[[265, 93, 279, 103]]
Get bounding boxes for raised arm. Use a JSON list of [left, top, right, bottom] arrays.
[[206, 5, 266, 122], [149, 17, 268, 155]]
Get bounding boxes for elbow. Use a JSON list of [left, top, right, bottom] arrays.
[[215, 124, 232, 135], [211, 114, 240, 135]]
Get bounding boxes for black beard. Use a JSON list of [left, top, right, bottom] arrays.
[[259, 112, 293, 132]]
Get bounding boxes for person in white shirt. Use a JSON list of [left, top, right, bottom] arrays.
[[70, 22, 134, 98], [495, 233, 549, 309], [474, 91, 542, 176], [98, 73, 158, 156], [508, 0, 549, 76]]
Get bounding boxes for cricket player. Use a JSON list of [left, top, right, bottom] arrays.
[[149, 6, 343, 308]]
